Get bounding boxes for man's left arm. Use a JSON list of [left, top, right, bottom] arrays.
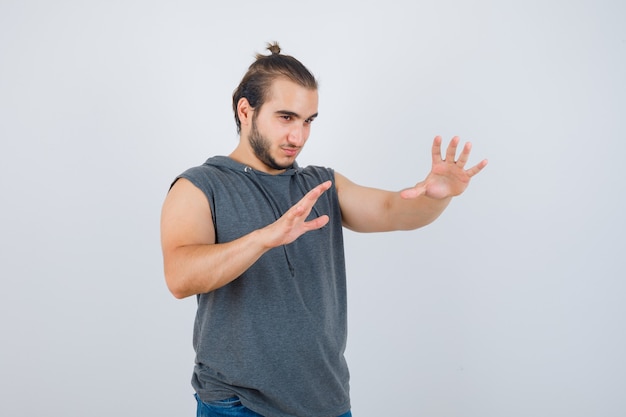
[[336, 136, 488, 233]]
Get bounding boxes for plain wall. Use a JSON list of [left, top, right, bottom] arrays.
[[1, 0, 624, 416]]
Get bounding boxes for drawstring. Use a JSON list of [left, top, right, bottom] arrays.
[[244, 166, 296, 276]]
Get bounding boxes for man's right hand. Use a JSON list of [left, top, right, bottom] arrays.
[[261, 180, 332, 248]]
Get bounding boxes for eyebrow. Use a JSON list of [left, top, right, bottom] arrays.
[[275, 110, 319, 120]]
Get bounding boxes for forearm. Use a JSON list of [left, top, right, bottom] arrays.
[[386, 192, 452, 231], [338, 176, 453, 232], [163, 229, 269, 299]]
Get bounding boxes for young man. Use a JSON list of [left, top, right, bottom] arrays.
[[160, 42, 487, 417]]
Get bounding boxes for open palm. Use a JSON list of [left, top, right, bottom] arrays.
[[401, 136, 488, 200]]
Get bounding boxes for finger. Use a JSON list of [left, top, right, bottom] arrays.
[[289, 181, 332, 218], [400, 183, 426, 199], [303, 214, 330, 231], [300, 180, 332, 204], [312, 180, 332, 194], [465, 159, 488, 177], [445, 136, 460, 162], [456, 142, 472, 168], [431, 136, 443, 164]]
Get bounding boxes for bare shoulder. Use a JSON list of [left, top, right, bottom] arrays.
[[334, 170, 404, 233], [334, 171, 384, 203], [161, 178, 216, 250], [163, 177, 207, 208], [333, 171, 356, 196], [333, 171, 362, 212]]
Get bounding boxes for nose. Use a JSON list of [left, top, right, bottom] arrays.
[[288, 125, 307, 146]]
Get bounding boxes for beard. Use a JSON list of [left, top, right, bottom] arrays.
[[248, 117, 294, 171]]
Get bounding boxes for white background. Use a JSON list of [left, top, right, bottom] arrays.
[[1, 0, 625, 416]]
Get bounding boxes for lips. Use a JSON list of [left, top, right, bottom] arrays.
[[282, 147, 299, 157]]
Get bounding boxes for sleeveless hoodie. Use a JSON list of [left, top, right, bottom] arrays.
[[176, 156, 350, 417]]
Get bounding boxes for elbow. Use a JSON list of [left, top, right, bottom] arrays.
[[169, 287, 189, 300], [164, 269, 192, 300], [167, 281, 190, 300]]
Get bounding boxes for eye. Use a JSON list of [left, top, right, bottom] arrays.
[[280, 115, 292, 121], [305, 118, 315, 125]]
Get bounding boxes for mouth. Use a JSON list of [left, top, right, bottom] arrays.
[[281, 147, 299, 157]]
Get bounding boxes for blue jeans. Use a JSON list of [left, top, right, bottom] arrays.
[[195, 394, 352, 417]]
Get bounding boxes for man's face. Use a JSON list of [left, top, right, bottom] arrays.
[[246, 78, 318, 173]]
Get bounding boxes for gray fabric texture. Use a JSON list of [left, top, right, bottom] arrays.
[[176, 156, 350, 417]]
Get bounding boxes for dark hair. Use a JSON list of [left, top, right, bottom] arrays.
[[232, 42, 318, 133]]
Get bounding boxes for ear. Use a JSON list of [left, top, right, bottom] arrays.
[[237, 97, 254, 127]]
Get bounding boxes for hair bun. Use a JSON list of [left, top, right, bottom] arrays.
[[267, 42, 281, 55]]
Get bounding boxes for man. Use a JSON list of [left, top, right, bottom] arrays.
[[160, 42, 487, 417]]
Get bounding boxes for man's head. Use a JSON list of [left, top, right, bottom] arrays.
[[241, 77, 318, 172], [232, 42, 318, 134]]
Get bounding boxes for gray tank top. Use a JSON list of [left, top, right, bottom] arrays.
[[176, 156, 350, 417]]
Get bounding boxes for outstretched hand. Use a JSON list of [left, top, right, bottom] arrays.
[[400, 136, 488, 200], [263, 180, 332, 248]]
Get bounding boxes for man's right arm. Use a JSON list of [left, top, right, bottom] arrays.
[[160, 178, 331, 299]]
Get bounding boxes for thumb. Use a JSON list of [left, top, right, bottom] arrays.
[[400, 183, 426, 199]]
